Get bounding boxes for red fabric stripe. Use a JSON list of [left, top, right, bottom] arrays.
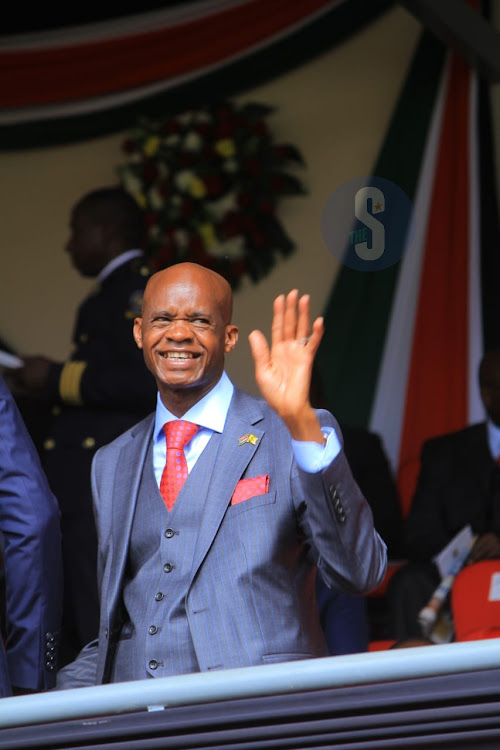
[[396, 54, 471, 516], [0, 0, 336, 108]]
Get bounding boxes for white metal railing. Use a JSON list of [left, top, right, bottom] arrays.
[[0, 638, 499, 730]]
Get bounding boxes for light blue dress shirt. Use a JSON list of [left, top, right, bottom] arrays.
[[153, 371, 341, 484], [486, 418, 500, 461]]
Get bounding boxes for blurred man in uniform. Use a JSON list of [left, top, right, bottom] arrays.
[[10, 187, 157, 665]]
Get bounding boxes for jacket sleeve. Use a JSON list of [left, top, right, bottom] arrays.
[[293, 411, 387, 595], [0, 376, 62, 691], [55, 639, 99, 690]]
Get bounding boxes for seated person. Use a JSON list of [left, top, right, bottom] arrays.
[[386, 349, 500, 641]]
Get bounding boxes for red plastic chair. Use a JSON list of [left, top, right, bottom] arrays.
[[450, 560, 500, 642]]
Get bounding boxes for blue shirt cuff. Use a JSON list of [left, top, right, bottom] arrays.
[[292, 426, 341, 473]]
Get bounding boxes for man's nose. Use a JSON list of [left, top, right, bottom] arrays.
[[166, 319, 193, 339]]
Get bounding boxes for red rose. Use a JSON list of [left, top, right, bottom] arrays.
[[145, 212, 159, 227], [221, 211, 243, 237], [142, 160, 158, 184], [237, 192, 254, 208], [122, 138, 137, 154], [162, 121, 181, 135], [203, 175, 223, 196], [180, 152, 195, 167], [180, 200, 196, 218]]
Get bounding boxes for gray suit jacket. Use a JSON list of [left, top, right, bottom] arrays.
[[57, 388, 386, 688]]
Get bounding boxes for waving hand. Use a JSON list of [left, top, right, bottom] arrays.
[[248, 290, 325, 443]]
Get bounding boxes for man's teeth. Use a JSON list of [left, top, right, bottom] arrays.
[[162, 352, 193, 359]]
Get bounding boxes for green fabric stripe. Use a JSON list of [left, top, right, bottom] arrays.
[[0, 0, 392, 151], [315, 30, 446, 428]]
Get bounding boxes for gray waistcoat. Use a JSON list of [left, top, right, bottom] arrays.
[[111, 439, 201, 681]]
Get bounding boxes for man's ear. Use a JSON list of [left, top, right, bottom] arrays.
[[224, 324, 239, 353], [133, 318, 143, 349]]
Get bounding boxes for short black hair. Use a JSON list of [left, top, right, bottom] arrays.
[[479, 349, 500, 388], [75, 187, 145, 248]]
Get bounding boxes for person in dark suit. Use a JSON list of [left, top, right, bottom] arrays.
[[9, 187, 157, 666], [0, 376, 62, 696], [55, 261, 386, 688], [387, 349, 500, 640]]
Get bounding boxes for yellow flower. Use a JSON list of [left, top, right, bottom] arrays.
[[184, 131, 202, 151], [175, 170, 194, 192], [199, 223, 217, 248], [134, 192, 147, 208], [215, 138, 236, 158], [143, 136, 161, 157], [189, 177, 207, 199]]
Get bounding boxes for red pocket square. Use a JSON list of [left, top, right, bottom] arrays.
[[231, 475, 269, 505]]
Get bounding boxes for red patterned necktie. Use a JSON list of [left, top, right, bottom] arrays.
[[160, 420, 200, 511]]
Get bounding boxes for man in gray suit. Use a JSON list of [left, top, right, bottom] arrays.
[[56, 262, 386, 688]]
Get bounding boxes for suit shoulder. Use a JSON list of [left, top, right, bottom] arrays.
[[231, 388, 337, 433], [421, 422, 486, 455]]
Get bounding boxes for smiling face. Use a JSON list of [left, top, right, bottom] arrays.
[[134, 263, 238, 416]]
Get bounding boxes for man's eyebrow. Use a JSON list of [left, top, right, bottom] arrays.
[[187, 311, 213, 318], [149, 309, 172, 316], [148, 309, 213, 319]]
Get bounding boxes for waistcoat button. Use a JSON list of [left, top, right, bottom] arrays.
[[149, 660, 158, 670], [163, 562, 173, 573], [155, 592, 164, 601], [148, 625, 158, 635], [164, 528, 174, 538]]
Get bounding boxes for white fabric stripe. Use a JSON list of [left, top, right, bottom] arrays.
[[369, 56, 450, 472], [0, 0, 256, 49], [467, 72, 486, 424], [0, 0, 345, 126]]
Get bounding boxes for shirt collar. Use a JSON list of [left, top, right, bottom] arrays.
[[97, 249, 143, 283], [486, 418, 500, 460], [154, 371, 234, 441]]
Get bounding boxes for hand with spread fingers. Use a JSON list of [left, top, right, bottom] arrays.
[[248, 290, 325, 444]]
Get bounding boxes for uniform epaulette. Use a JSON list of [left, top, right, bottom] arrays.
[[59, 361, 87, 405]]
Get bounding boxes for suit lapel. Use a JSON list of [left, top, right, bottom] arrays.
[[190, 389, 265, 580], [106, 416, 154, 609]]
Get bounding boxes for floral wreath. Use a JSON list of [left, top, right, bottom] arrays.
[[117, 101, 305, 289]]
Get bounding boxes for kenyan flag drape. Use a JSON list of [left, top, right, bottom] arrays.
[[0, 0, 392, 149], [316, 28, 500, 516]]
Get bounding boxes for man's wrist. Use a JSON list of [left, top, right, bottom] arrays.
[[285, 405, 325, 444]]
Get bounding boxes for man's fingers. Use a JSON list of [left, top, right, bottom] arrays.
[[295, 293, 312, 341], [309, 316, 325, 350], [270, 289, 322, 349], [271, 294, 286, 350], [283, 289, 300, 341], [248, 330, 270, 370]]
